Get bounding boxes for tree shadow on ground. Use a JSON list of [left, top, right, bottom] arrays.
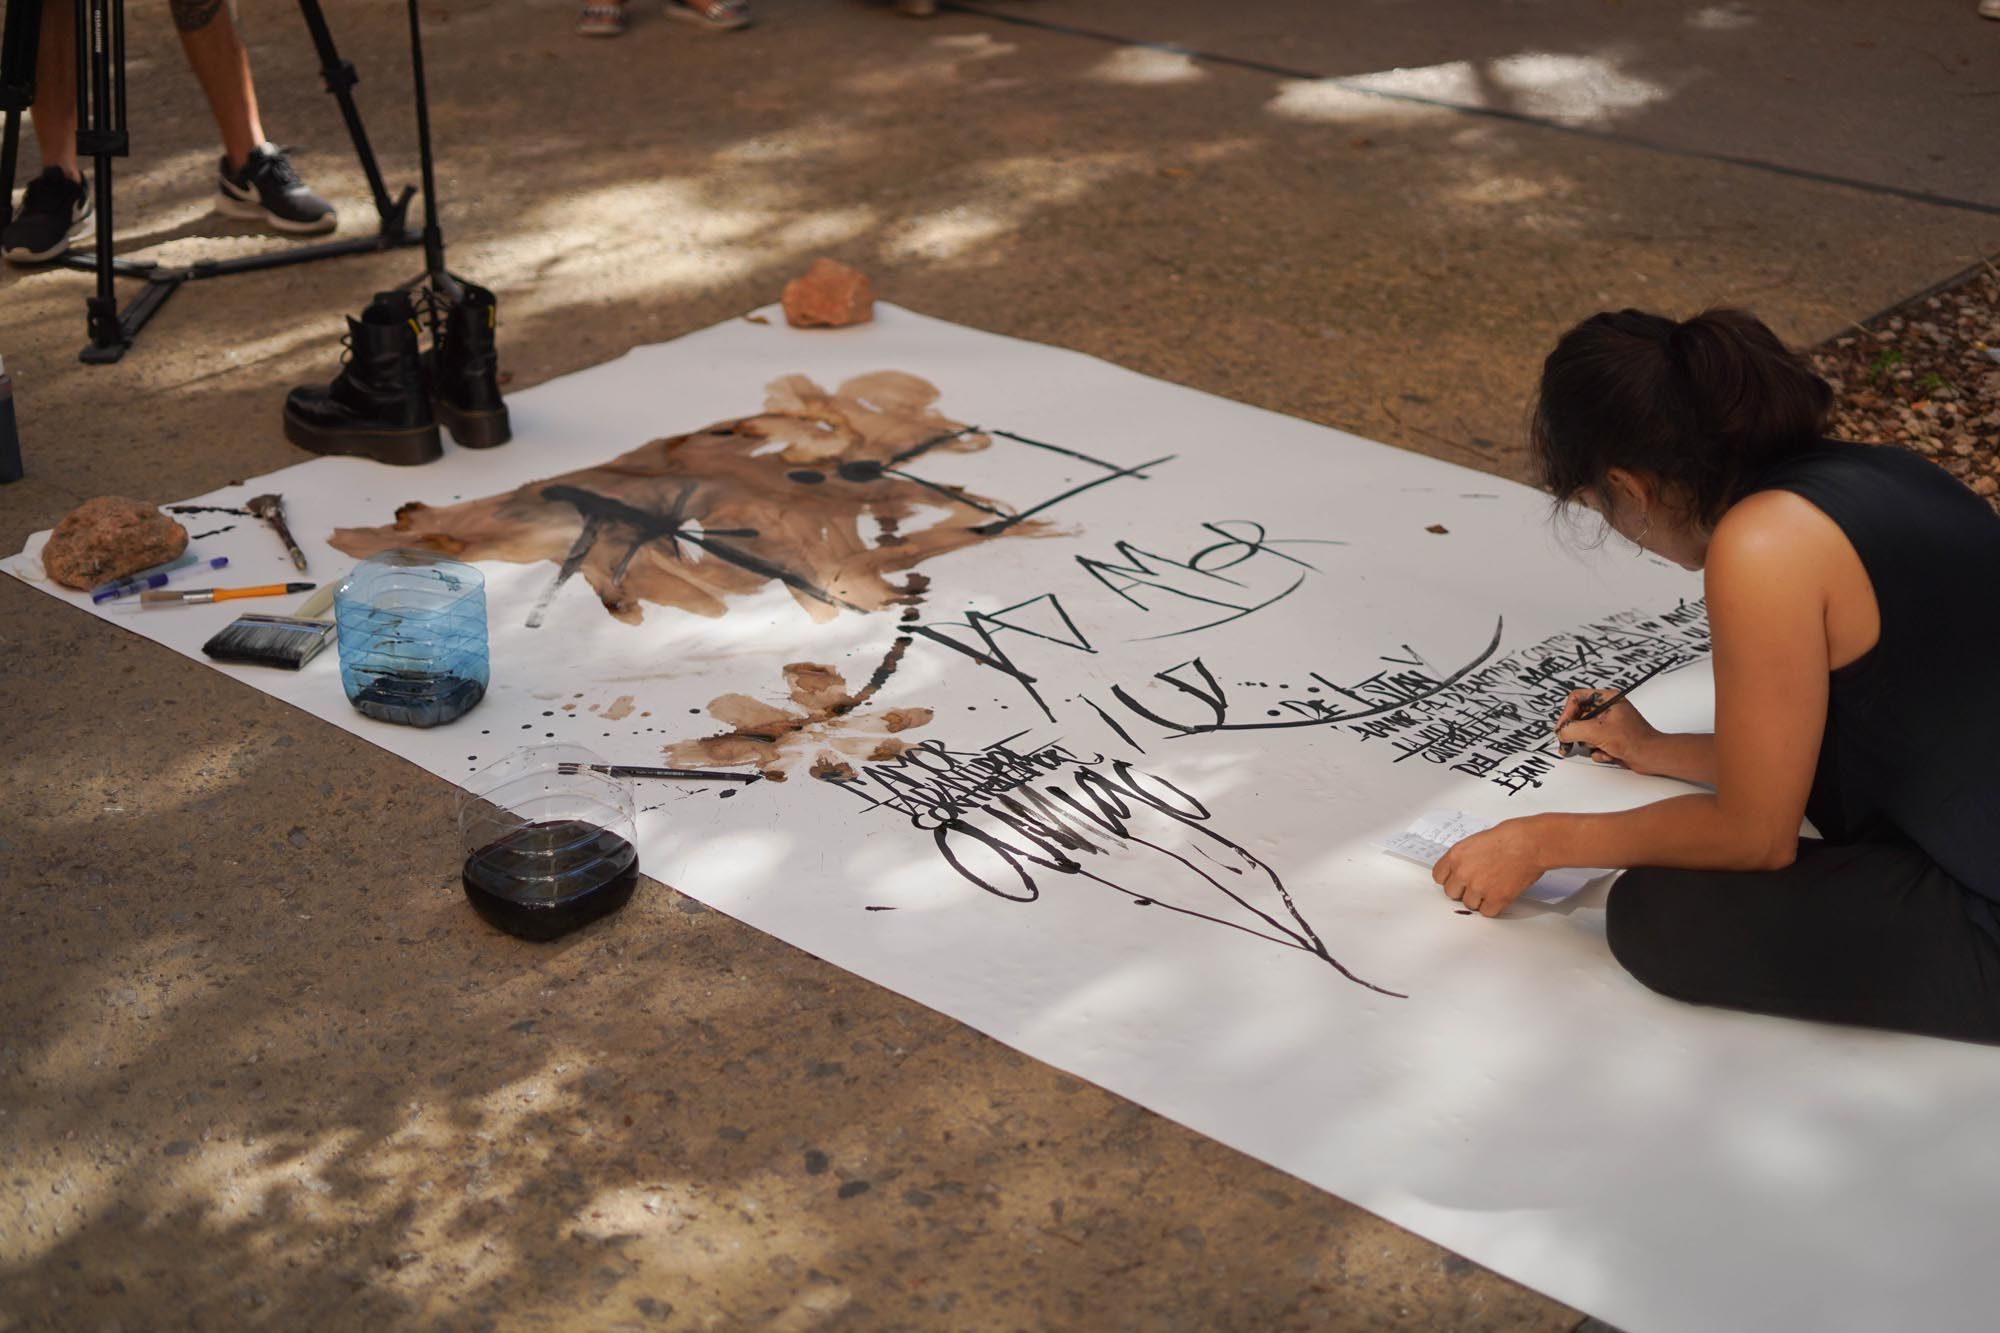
[[2, 3, 1994, 1326]]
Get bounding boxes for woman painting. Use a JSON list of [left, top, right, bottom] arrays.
[[1433, 307, 2000, 1042]]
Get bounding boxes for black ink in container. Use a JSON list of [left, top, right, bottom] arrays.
[[458, 745, 640, 941]]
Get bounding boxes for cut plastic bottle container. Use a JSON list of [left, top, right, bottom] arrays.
[[334, 549, 489, 727], [458, 744, 640, 941]]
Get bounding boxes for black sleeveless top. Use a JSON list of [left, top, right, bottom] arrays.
[[1751, 440, 2000, 929]]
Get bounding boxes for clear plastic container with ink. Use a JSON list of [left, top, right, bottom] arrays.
[[458, 744, 640, 940], [334, 549, 489, 727]]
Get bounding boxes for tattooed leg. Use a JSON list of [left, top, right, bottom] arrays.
[[169, 0, 226, 32]]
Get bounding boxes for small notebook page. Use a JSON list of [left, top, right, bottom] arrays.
[[1380, 810, 1611, 905]]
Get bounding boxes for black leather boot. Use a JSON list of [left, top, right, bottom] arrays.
[[429, 281, 512, 449], [283, 291, 441, 466]]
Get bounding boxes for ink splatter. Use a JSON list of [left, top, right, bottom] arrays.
[[667, 643, 929, 777], [810, 754, 859, 783], [327, 372, 1047, 627]]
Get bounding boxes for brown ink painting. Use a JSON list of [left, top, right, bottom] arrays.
[[328, 371, 1045, 626]]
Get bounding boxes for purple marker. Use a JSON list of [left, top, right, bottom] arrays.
[[92, 556, 230, 603]]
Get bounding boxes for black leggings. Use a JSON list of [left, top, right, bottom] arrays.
[[1607, 839, 2000, 1043]]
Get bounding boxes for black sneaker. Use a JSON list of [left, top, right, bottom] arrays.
[[2, 167, 92, 265], [217, 144, 337, 234]]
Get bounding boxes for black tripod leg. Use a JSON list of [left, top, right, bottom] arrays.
[[296, 0, 410, 234], [76, 0, 128, 360], [0, 0, 46, 229], [40, 0, 422, 364], [405, 0, 452, 300]]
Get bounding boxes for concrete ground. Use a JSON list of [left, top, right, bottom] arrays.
[[2, 1, 1995, 1327]]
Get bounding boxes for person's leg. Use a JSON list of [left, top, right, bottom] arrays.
[[170, 0, 263, 170], [2, 8, 93, 264], [1606, 841, 2000, 1043], [177, 2, 336, 233], [30, 3, 79, 179]]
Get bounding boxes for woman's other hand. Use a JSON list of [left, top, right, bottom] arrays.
[[1432, 817, 1549, 917]]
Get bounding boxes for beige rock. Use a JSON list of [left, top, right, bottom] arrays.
[[781, 258, 875, 329], [42, 496, 188, 590]]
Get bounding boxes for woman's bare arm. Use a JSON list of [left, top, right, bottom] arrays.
[[1627, 731, 1718, 788], [1543, 491, 1834, 871]]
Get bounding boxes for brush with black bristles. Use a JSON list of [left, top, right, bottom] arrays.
[[202, 583, 339, 669]]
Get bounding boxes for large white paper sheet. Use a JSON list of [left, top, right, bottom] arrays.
[[12, 306, 2000, 1333]]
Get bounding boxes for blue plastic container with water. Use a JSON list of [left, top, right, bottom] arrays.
[[334, 550, 489, 727]]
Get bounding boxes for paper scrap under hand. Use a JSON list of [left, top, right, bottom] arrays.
[[1380, 810, 1612, 906]]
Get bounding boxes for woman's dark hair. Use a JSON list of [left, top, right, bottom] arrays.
[[1530, 307, 1832, 528]]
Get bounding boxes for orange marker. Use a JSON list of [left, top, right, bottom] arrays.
[[140, 582, 316, 606]]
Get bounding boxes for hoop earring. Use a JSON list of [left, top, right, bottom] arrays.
[[1635, 510, 1652, 550]]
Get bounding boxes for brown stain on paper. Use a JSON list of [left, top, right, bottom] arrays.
[[810, 754, 859, 783], [880, 708, 933, 733], [602, 695, 636, 721], [328, 371, 1043, 626], [668, 640, 932, 778]]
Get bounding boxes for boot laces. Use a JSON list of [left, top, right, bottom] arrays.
[[412, 283, 445, 331]]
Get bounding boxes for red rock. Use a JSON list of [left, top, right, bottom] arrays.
[[782, 259, 875, 329], [42, 496, 188, 590]]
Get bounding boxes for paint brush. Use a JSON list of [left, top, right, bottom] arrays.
[[141, 581, 316, 606], [202, 614, 338, 669], [200, 579, 342, 669], [556, 763, 763, 784], [246, 493, 307, 573]]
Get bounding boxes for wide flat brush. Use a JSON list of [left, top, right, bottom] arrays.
[[201, 583, 340, 670], [202, 615, 336, 669]]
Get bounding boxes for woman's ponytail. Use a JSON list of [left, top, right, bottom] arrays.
[[1532, 306, 1832, 528]]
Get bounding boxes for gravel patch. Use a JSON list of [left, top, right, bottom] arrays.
[[1811, 260, 2000, 502]]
